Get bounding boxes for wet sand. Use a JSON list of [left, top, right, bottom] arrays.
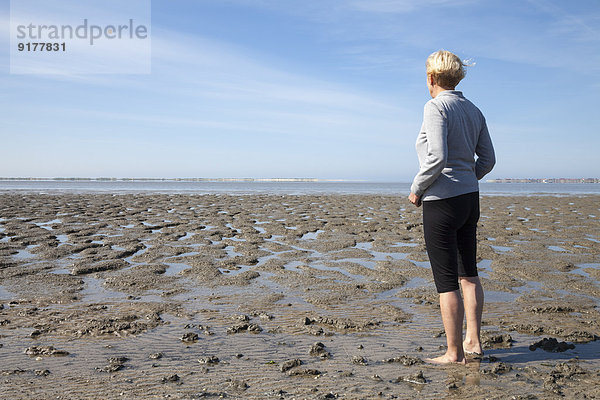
[[0, 193, 599, 399]]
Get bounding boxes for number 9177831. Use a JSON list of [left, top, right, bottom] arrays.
[[18, 42, 66, 51]]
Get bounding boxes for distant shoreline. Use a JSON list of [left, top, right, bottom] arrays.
[[487, 178, 600, 184], [0, 177, 598, 184], [0, 177, 358, 183]]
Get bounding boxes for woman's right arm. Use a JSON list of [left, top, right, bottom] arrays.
[[410, 102, 448, 197]]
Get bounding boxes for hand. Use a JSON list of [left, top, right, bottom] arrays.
[[408, 192, 422, 207]]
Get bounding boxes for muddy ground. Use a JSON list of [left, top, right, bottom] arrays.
[[0, 193, 599, 399]]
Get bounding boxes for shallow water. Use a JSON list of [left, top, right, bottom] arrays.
[[0, 285, 15, 300]]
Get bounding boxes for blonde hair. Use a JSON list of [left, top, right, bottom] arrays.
[[426, 50, 466, 89]]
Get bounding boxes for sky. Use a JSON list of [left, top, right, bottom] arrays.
[[1, 0, 599, 181]]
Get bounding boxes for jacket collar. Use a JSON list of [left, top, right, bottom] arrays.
[[437, 90, 463, 98]]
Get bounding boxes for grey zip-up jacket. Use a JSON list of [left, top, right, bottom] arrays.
[[410, 90, 495, 201]]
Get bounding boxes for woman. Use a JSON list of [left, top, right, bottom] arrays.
[[408, 50, 496, 364]]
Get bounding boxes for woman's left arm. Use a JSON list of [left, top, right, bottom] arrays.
[[475, 118, 496, 179]]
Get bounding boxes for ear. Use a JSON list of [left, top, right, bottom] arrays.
[[427, 73, 436, 86]]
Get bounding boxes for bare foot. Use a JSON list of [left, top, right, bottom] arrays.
[[424, 354, 467, 365], [463, 340, 483, 356]]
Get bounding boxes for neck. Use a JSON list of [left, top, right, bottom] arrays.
[[431, 86, 454, 98]]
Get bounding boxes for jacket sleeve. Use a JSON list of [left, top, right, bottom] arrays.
[[410, 102, 448, 196], [475, 118, 496, 180]]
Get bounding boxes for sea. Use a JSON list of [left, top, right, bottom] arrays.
[[0, 180, 599, 196]]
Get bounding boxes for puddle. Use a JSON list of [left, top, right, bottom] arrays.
[[354, 242, 373, 251], [353, 242, 411, 262], [222, 236, 246, 242], [0, 285, 15, 300], [224, 245, 242, 258], [12, 248, 37, 260], [56, 234, 69, 245], [404, 277, 429, 289], [570, 263, 600, 279], [490, 336, 600, 365], [218, 265, 251, 276], [391, 242, 418, 248], [477, 259, 493, 279], [548, 245, 568, 252], [80, 276, 129, 302], [481, 276, 544, 302], [300, 230, 324, 240], [490, 245, 512, 253], [554, 289, 600, 308], [252, 270, 285, 291], [374, 287, 400, 300], [50, 268, 71, 275], [515, 280, 544, 294], [173, 251, 200, 258], [283, 260, 304, 272], [124, 245, 150, 263], [371, 250, 408, 261], [225, 223, 240, 232], [307, 262, 366, 281], [78, 275, 164, 303], [485, 290, 519, 302], [35, 219, 62, 231], [163, 262, 191, 276], [178, 232, 195, 241]]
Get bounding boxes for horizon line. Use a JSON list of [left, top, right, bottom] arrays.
[[0, 177, 369, 182]]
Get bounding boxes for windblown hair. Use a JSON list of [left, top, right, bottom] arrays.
[[426, 50, 466, 89]]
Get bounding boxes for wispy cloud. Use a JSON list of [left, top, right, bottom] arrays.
[[527, 0, 600, 42], [347, 0, 478, 14], [217, 0, 600, 75], [1, 22, 414, 146]]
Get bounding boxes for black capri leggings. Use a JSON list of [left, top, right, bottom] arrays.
[[423, 191, 480, 293]]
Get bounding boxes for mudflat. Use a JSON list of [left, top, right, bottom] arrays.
[[0, 193, 599, 399]]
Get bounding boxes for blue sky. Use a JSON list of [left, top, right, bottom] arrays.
[[1, 0, 599, 180]]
